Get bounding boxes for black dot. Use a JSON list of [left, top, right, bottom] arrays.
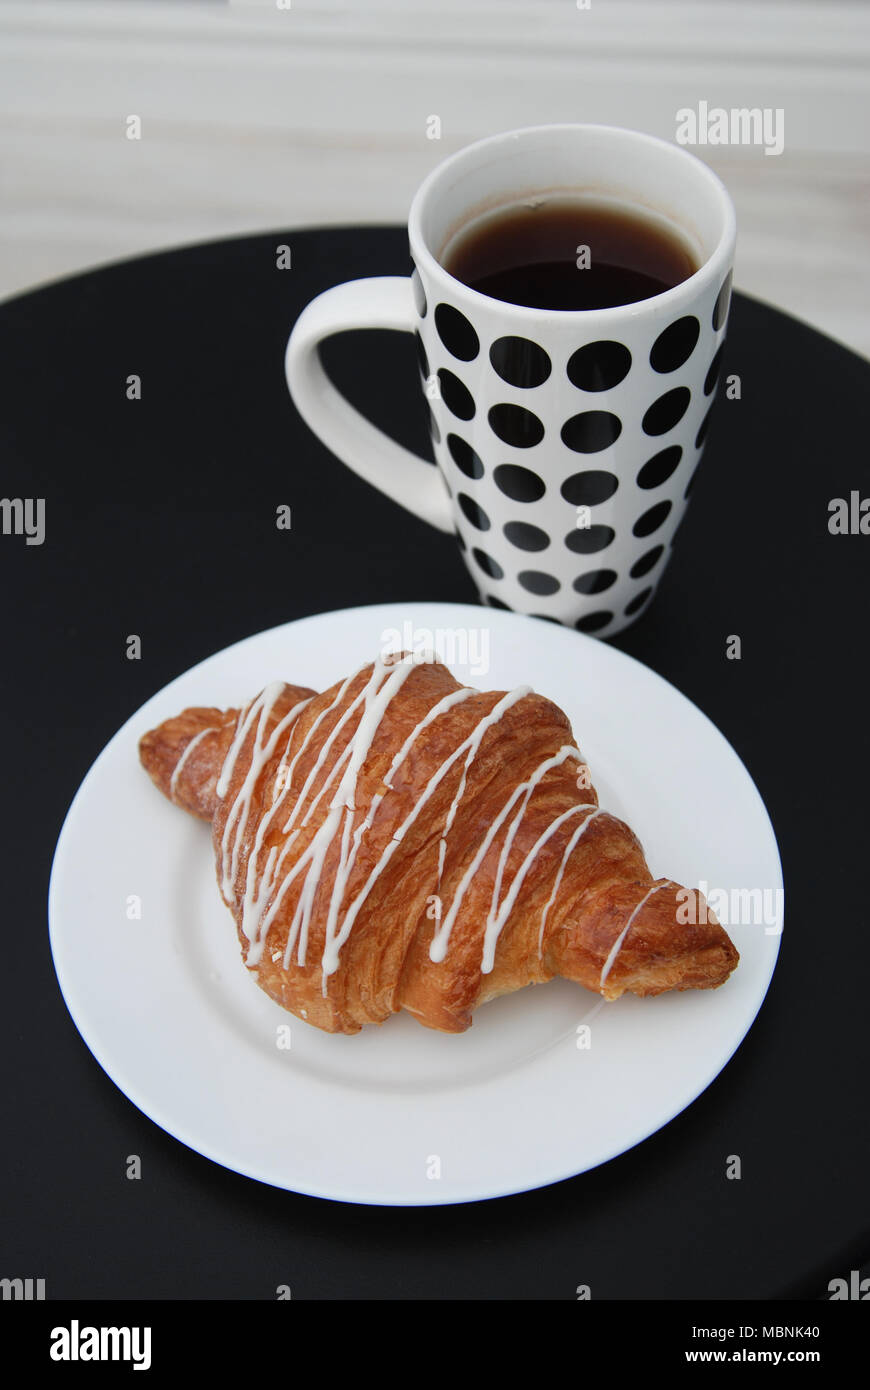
[[633, 501, 672, 537], [684, 468, 699, 498], [565, 525, 615, 554], [531, 613, 563, 624], [573, 569, 617, 594], [561, 411, 622, 453], [704, 344, 725, 396], [630, 545, 664, 578], [415, 331, 429, 381], [637, 446, 682, 490], [486, 595, 511, 610], [695, 406, 714, 448], [457, 494, 490, 530], [642, 387, 690, 436], [490, 336, 551, 388], [493, 463, 546, 502], [503, 521, 550, 552], [446, 433, 483, 479], [488, 403, 545, 448], [438, 369, 475, 420], [567, 341, 631, 392], [428, 408, 441, 445], [412, 269, 427, 318], [472, 548, 503, 579], [560, 470, 619, 507], [713, 271, 732, 330], [575, 611, 613, 633], [455, 529, 466, 551], [649, 316, 700, 373], [625, 587, 653, 616], [435, 303, 480, 361], [518, 570, 560, 596]]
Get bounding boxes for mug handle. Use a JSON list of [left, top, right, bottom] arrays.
[[284, 276, 454, 533]]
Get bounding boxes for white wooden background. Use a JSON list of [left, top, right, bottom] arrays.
[[1, 0, 869, 356]]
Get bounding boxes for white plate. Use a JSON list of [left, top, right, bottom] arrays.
[[49, 602, 782, 1205]]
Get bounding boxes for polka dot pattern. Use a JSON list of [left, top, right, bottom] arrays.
[[435, 303, 479, 361], [642, 387, 690, 436], [624, 587, 653, 616], [490, 336, 551, 388], [561, 411, 622, 454], [415, 332, 429, 381], [630, 546, 664, 579], [633, 501, 672, 537], [458, 494, 490, 530], [567, 341, 631, 392], [565, 525, 615, 554], [561, 470, 619, 507], [704, 344, 724, 396], [493, 464, 546, 502], [488, 403, 545, 448], [503, 521, 550, 552], [573, 569, 617, 594], [438, 368, 475, 420], [695, 406, 714, 449], [447, 433, 483, 479], [473, 548, 503, 580], [649, 316, 700, 373], [713, 272, 732, 331], [413, 270, 733, 634], [518, 570, 560, 596], [637, 446, 681, 490], [576, 611, 613, 633]]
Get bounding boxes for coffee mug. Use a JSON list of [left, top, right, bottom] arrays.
[[285, 124, 736, 636]]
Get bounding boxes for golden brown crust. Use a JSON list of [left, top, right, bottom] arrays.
[[138, 658, 739, 1033], [139, 707, 236, 821]]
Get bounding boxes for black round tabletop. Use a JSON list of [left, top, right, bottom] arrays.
[[1, 226, 868, 1302]]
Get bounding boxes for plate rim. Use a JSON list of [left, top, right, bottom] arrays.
[[48, 600, 784, 1205]]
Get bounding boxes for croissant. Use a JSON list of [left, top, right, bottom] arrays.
[[139, 653, 738, 1034]]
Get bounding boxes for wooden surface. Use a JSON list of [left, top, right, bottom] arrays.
[[1, 0, 868, 357]]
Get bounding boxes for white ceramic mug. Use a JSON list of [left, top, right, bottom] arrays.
[[285, 124, 736, 636]]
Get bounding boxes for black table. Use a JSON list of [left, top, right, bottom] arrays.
[[1, 227, 868, 1301]]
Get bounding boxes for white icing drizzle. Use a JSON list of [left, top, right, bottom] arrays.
[[428, 746, 586, 965], [217, 689, 270, 800], [244, 657, 416, 971], [309, 683, 533, 987], [481, 804, 601, 974], [213, 653, 619, 997], [169, 726, 217, 800], [280, 671, 372, 834], [239, 671, 367, 958], [217, 683, 312, 904], [598, 881, 666, 988], [384, 685, 477, 789], [238, 671, 366, 950], [535, 807, 604, 958], [488, 746, 584, 926]]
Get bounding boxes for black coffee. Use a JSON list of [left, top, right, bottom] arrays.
[[443, 196, 698, 310]]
